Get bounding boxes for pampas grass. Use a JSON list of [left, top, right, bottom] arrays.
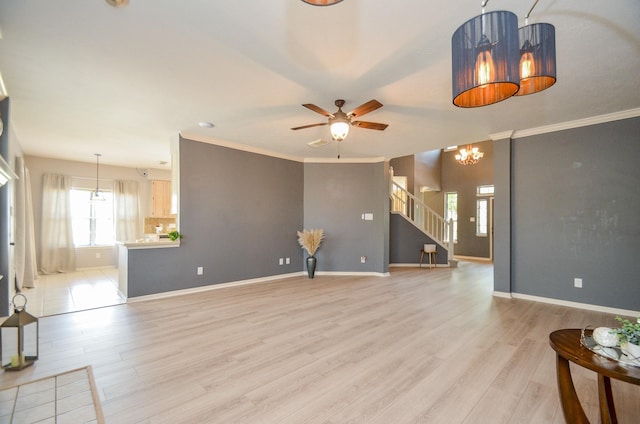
[[297, 229, 324, 256]]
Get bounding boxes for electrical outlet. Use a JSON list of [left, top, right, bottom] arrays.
[[95, 252, 101, 259], [361, 256, 366, 263], [197, 266, 204, 275], [279, 258, 284, 265], [574, 278, 582, 288], [285, 257, 290, 265]]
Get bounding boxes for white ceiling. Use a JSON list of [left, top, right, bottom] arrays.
[[1, 0, 639, 170]]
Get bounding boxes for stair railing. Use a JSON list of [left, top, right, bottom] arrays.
[[390, 181, 454, 260]]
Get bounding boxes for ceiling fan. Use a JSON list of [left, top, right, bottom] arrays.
[[291, 99, 388, 142]]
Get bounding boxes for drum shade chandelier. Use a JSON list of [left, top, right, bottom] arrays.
[[301, 0, 343, 5], [451, 0, 556, 107], [515, 21, 556, 96]]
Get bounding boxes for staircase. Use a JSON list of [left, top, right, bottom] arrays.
[[390, 180, 454, 261]]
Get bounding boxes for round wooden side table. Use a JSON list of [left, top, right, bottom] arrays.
[[549, 329, 640, 424]]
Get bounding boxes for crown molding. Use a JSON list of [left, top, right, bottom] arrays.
[[513, 108, 640, 139], [304, 156, 386, 164], [180, 132, 386, 164], [489, 130, 514, 141]]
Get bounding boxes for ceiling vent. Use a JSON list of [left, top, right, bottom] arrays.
[[307, 139, 329, 148]]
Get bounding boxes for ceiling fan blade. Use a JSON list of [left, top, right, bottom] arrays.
[[302, 103, 333, 117], [352, 121, 388, 131], [291, 122, 328, 131], [348, 99, 383, 118]]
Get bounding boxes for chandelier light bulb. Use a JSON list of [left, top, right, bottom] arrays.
[[475, 35, 496, 86], [519, 40, 536, 79]]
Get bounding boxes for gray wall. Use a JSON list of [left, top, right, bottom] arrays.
[[414, 150, 442, 192], [442, 140, 494, 258], [303, 161, 388, 274], [0, 98, 10, 315], [389, 214, 448, 265], [389, 155, 414, 194], [127, 138, 305, 297], [511, 117, 640, 311], [493, 138, 511, 293]]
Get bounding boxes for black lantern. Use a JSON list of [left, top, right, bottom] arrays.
[[1, 293, 39, 371]]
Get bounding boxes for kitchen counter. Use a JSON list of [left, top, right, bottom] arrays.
[[117, 240, 180, 249]]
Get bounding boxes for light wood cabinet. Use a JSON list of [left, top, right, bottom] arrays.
[[151, 180, 173, 217]]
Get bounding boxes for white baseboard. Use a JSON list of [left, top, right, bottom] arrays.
[[128, 271, 390, 303], [313, 271, 391, 277], [389, 263, 446, 268], [493, 291, 639, 317], [74, 266, 117, 271], [128, 272, 303, 303], [453, 255, 492, 262]]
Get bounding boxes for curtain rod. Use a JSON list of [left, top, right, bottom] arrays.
[[72, 176, 114, 182]]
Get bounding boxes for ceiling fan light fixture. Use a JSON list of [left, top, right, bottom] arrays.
[[292, 99, 386, 142], [329, 118, 350, 141]]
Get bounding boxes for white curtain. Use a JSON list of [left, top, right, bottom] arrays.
[[14, 157, 38, 289], [40, 174, 76, 274], [114, 180, 140, 242]]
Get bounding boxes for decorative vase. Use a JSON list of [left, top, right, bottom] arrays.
[[306, 256, 317, 279], [620, 341, 640, 366]]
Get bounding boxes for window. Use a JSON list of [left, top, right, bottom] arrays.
[[476, 198, 488, 236], [70, 189, 114, 246], [477, 185, 494, 196], [444, 192, 458, 243], [475, 185, 493, 236]]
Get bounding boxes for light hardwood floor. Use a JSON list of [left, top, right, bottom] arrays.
[[2, 261, 639, 423]]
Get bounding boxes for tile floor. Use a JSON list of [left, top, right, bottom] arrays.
[[20, 268, 125, 317], [0, 367, 104, 423]]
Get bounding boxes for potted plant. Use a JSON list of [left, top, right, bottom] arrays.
[[616, 316, 640, 365], [167, 230, 182, 241], [297, 229, 324, 279]]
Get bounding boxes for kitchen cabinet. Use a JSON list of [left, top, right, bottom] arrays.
[[151, 180, 173, 217]]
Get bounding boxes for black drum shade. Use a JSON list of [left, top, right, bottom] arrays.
[[452, 10, 520, 107], [515, 22, 556, 96]]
